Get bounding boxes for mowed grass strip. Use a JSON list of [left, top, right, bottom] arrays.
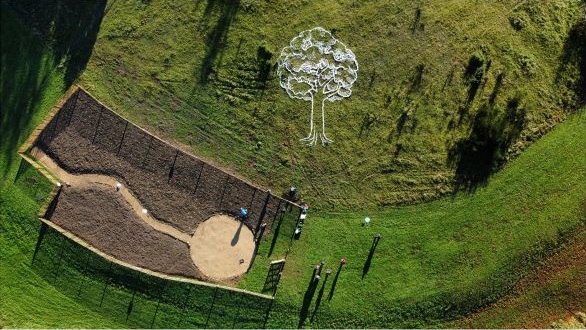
[[448, 235, 586, 328], [252, 109, 585, 328]]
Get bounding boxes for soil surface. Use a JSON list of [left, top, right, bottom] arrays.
[[41, 128, 279, 236], [190, 215, 255, 280], [50, 184, 200, 278], [36, 148, 256, 281]]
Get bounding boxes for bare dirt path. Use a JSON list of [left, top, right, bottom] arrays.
[[34, 147, 191, 243], [34, 147, 256, 281]]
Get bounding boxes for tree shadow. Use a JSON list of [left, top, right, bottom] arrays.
[[410, 7, 423, 34], [199, 0, 240, 83], [5, 0, 106, 86], [447, 98, 526, 192], [1, 1, 105, 178], [556, 16, 586, 104], [409, 64, 425, 92]]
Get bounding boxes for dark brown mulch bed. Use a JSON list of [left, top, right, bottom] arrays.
[[50, 185, 201, 279], [42, 128, 276, 235]]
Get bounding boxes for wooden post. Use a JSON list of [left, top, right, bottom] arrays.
[[192, 163, 205, 195]]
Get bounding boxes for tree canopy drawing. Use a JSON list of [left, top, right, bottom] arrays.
[[277, 27, 359, 146]]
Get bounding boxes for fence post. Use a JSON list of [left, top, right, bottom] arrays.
[[192, 163, 205, 195], [272, 199, 284, 229], [32, 222, 49, 264], [100, 261, 114, 307], [255, 192, 271, 234], [66, 89, 81, 127], [52, 235, 68, 281], [262, 299, 275, 329], [117, 121, 129, 155], [150, 282, 167, 329], [177, 285, 193, 327], [141, 135, 155, 169], [13, 158, 28, 183], [205, 286, 220, 328], [168, 150, 179, 183], [126, 290, 136, 322], [248, 188, 257, 214], [231, 306, 240, 329], [92, 106, 105, 144], [49, 107, 63, 141], [77, 250, 93, 298], [43, 185, 63, 220], [218, 176, 230, 209]]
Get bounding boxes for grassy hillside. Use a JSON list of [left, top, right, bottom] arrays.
[[249, 110, 585, 328], [2, 0, 585, 328], [449, 237, 585, 328], [79, 0, 584, 209], [0, 4, 122, 327]]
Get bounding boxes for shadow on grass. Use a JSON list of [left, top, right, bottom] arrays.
[[0, 1, 105, 178], [199, 0, 240, 83], [556, 16, 586, 105], [267, 210, 285, 257], [362, 236, 380, 279], [298, 271, 320, 328], [327, 263, 343, 301], [448, 99, 525, 192], [310, 272, 330, 322]]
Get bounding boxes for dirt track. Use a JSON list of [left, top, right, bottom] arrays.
[[36, 148, 256, 281], [36, 148, 190, 242]]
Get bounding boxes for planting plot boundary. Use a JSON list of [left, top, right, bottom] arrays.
[[13, 85, 309, 327]]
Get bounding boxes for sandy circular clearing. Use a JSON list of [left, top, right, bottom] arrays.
[[189, 214, 255, 280]]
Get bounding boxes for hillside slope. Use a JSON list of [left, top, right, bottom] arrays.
[[79, 0, 584, 209]]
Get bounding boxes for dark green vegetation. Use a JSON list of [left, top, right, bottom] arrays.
[[0, 3, 121, 326], [79, 0, 584, 209], [1, 0, 585, 328]]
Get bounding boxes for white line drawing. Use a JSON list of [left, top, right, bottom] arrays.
[[277, 27, 359, 146]]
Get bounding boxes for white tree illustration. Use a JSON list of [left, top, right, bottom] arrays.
[[277, 27, 359, 146]]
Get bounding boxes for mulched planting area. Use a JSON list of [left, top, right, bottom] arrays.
[[34, 89, 297, 237], [42, 128, 281, 235], [50, 184, 201, 279]]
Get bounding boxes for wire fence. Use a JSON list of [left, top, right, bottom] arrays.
[[31, 222, 274, 329], [34, 87, 302, 240]]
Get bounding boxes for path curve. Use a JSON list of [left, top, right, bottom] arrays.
[[34, 147, 191, 242], [33, 147, 256, 281]]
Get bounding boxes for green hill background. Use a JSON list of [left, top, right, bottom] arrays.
[[76, 0, 584, 209], [1, 0, 584, 328]]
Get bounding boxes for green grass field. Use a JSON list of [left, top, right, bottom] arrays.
[[1, 0, 585, 328], [79, 0, 584, 209]]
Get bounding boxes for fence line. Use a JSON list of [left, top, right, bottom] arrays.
[[31, 223, 273, 328], [16, 84, 304, 327], [38, 86, 301, 237]]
